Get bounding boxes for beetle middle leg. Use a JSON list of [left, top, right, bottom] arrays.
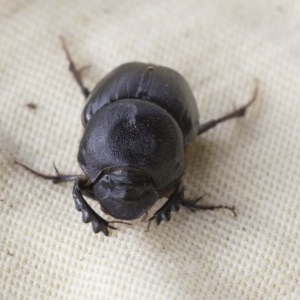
[[15, 162, 110, 232], [180, 197, 236, 216], [15, 161, 84, 183], [198, 82, 259, 135], [15, 161, 127, 235]]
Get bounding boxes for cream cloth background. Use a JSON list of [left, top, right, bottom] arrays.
[[1, 1, 300, 299]]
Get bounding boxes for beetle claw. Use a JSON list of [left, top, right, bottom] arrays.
[[92, 221, 114, 235]]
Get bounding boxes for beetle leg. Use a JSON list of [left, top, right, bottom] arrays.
[[198, 82, 258, 135], [181, 197, 237, 216], [73, 179, 118, 236], [148, 183, 183, 228], [148, 184, 237, 230], [15, 161, 84, 184], [60, 36, 90, 98]]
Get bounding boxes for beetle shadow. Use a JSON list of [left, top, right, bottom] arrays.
[[185, 137, 220, 179], [183, 136, 232, 200]]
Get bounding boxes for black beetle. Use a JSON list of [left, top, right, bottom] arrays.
[[16, 39, 257, 236]]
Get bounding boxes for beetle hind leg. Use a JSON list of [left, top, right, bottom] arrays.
[[198, 82, 259, 135], [60, 37, 90, 99]]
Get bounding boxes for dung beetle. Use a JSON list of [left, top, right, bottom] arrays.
[[16, 39, 258, 236]]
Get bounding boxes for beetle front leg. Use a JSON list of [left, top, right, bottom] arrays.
[[148, 183, 184, 227], [148, 182, 236, 230], [73, 179, 118, 236]]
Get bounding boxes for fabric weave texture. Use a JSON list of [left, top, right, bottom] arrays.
[[1, 1, 299, 299]]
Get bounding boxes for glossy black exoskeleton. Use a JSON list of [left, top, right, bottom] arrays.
[[16, 39, 257, 236]]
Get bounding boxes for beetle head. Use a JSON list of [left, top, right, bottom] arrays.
[[93, 168, 159, 220]]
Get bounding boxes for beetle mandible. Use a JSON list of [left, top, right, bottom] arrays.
[[16, 39, 258, 236]]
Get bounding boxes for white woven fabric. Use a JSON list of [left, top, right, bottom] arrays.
[[1, 1, 300, 299]]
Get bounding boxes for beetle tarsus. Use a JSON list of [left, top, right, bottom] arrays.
[[73, 179, 118, 235], [179, 194, 205, 212], [60, 36, 90, 99], [15, 161, 82, 183], [198, 81, 259, 135]]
